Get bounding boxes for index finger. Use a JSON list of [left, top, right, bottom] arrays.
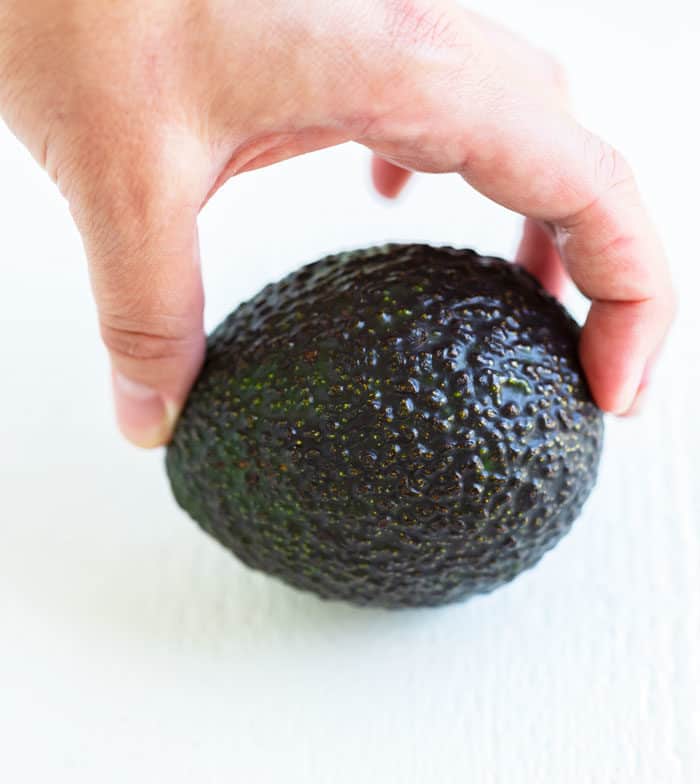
[[551, 140, 674, 414], [460, 118, 675, 415]]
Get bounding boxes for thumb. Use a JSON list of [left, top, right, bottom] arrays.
[[72, 158, 207, 449]]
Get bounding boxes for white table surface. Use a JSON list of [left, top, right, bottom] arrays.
[[1, 2, 698, 782]]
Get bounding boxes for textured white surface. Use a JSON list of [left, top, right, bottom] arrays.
[[1, 2, 698, 782]]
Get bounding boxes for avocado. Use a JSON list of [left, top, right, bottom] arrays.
[[166, 244, 603, 608]]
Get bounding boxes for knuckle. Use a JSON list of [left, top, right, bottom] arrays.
[[383, 0, 458, 51], [584, 131, 635, 193], [562, 131, 638, 232], [100, 319, 198, 364]]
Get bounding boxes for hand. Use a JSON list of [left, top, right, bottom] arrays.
[[0, 0, 674, 447]]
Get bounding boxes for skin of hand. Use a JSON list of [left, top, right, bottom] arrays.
[[0, 0, 675, 447]]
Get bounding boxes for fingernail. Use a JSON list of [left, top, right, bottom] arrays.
[[626, 385, 649, 417], [619, 360, 653, 417], [112, 372, 180, 448], [609, 377, 640, 416]]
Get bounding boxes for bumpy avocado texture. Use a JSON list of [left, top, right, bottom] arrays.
[[166, 244, 604, 608]]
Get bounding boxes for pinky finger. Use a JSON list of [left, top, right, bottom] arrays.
[[371, 154, 413, 199], [516, 218, 569, 300]]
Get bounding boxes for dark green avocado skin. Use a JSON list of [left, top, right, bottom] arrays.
[[166, 244, 604, 608]]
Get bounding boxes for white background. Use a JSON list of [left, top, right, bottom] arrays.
[[1, 2, 698, 782]]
